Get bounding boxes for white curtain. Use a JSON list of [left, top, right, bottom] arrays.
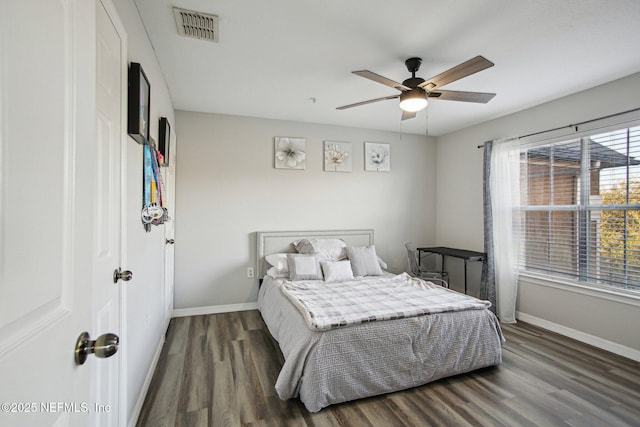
[[490, 138, 521, 322]]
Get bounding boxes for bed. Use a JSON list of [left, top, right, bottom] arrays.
[[256, 229, 504, 412]]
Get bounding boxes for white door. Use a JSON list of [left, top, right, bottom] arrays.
[[163, 136, 176, 318], [0, 0, 125, 426], [0, 0, 96, 426], [94, 0, 126, 425]]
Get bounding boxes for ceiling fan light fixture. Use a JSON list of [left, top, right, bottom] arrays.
[[399, 88, 428, 112]]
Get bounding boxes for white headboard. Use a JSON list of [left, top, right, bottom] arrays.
[[256, 229, 374, 278]]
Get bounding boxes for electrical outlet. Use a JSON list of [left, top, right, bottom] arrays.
[[247, 267, 255, 278]]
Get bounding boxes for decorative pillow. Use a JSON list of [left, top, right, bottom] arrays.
[[287, 253, 324, 280], [292, 238, 347, 260], [291, 239, 314, 254], [320, 260, 354, 282], [266, 266, 289, 279], [346, 245, 384, 277], [265, 253, 290, 271]]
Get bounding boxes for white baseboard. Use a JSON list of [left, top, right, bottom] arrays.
[[172, 302, 259, 318], [516, 311, 640, 362], [128, 317, 170, 427]]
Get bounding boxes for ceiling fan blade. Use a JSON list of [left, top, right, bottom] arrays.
[[428, 90, 496, 103], [336, 94, 400, 110], [353, 70, 411, 91], [401, 110, 417, 121], [419, 56, 494, 90]]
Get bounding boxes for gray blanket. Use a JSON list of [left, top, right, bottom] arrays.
[[282, 272, 491, 331], [258, 274, 504, 412]]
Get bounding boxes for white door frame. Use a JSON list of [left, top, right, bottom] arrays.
[[163, 129, 176, 320], [96, 0, 129, 425]]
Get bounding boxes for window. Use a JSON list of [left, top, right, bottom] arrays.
[[519, 126, 640, 292]]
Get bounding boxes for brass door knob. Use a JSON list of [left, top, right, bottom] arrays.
[[74, 332, 119, 365], [113, 268, 133, 283]]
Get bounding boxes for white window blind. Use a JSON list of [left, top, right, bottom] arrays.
[[519, 126, 640, 292]]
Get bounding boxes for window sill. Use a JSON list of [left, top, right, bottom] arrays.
[[518, 272, 640, 308]]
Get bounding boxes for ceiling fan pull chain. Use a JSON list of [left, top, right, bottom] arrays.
[[425, 107, 430, 136]]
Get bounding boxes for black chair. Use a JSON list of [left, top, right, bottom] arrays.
[[405, 242, 449, 287]]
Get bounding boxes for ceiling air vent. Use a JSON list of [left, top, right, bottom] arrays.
[[173, 8, 219, 42]]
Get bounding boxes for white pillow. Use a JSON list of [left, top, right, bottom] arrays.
[[321, 260, 354, 282], [266, 266, 289, 279], [346, 245, 384, 277], [287, 253, 324, 280], [310, 238, 347, 260], [265, 253, 289, 271], [292, 238, 347, 260]]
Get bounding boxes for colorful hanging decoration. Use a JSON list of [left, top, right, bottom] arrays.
[[141, 142, 168, 231]]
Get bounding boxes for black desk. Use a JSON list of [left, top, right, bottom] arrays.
[[417, 247, 486, 295]]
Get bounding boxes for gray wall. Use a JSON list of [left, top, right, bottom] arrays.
[[171, 69, 640, 359], [174, 112, 437, 310], [436, 72, 640, 357]]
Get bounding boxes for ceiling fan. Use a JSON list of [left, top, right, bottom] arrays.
[[337, 56, 496, 120]]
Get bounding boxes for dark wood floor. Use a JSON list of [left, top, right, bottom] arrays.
[[136, 310, 640, 427]]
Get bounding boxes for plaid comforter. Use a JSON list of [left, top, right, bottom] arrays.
[[281, 272, 492, 331]]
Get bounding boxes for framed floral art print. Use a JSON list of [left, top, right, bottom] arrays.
[[364, 142, 390, 172], [274, 137, 306, 170], [324, 141, 352, 172]]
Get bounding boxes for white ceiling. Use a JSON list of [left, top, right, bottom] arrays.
[[134, 0, 640, 136]]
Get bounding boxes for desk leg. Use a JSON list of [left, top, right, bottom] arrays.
[[463, 261, 468, 295]]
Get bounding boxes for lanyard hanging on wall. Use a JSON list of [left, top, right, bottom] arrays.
[[141, 143, 168, 230]]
